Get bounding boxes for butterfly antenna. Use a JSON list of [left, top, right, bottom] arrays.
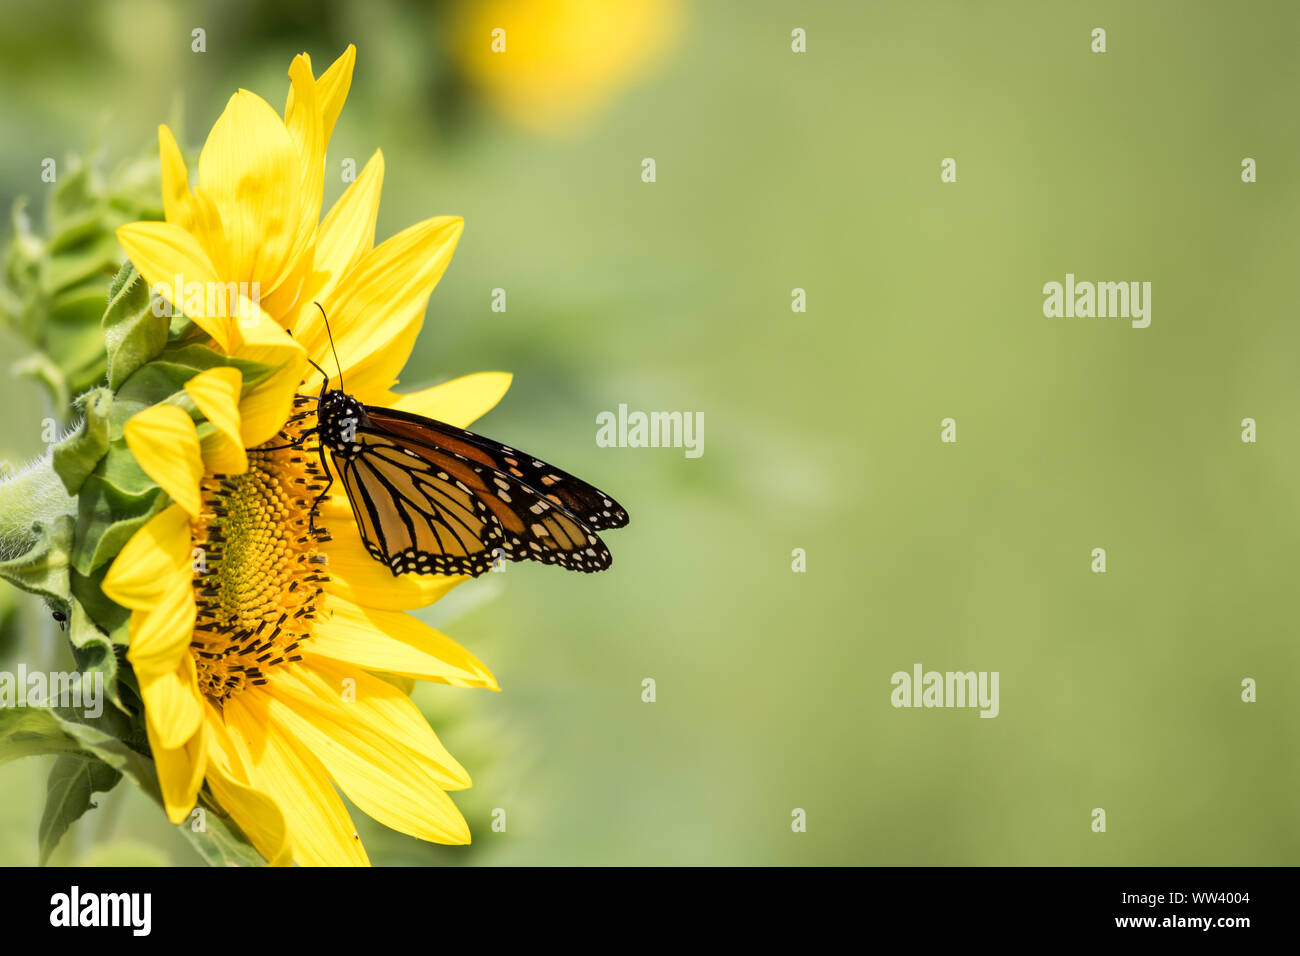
[[313, 301, 344, 391]]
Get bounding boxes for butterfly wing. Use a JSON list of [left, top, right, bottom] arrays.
[[335, 432, 506, 576], [363, 405, 630, 531], [330, 407, 625, 577]]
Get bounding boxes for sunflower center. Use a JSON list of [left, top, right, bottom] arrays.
[[190, 400, 330, 704]]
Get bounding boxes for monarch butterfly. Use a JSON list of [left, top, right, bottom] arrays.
[[277, 305, 628, 578]]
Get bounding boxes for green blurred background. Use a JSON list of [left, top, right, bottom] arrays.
[[2, 0, 1299, 865]]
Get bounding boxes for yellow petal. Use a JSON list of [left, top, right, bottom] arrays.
[[184, 361, 243, 423], [270, 660, 471, 791], [321, 519, 465, 611], [204, 709, 294, 866], [197, 90, 303, 292], [146, 714, 206, 825], [101, 504, 193, 609], [283, 45, 355, 147], [316, 44, 356, 143], [186, 366, 248, 475], [312, 216, 464, 398], [225, 696, 369, 866], [124, 583, 196, 674], [257, 253, 313, 324], [138, 652, 203, 752], [256, 53, 325, 323], [229, 308, 309, 447], [158, 125, 195, 231], [157, 125, 235, 276], [283, 54, 324, 252], [268, 689, 471, 844], [116, 221, 231, 350], [124, 404, 204, 517], [308, 596, 498, 690], [294, 150, 385, 340], [188, 187, 235, 279], [380, 371, 513, 429], [199, 427, 246, 476]]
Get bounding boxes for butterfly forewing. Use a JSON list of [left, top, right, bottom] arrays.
[[316, 394, 625, 578], [337, 434, 507, 576], [363, 406, 630, 531]]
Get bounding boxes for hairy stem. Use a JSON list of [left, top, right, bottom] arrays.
[[0, 456, 75, 561]]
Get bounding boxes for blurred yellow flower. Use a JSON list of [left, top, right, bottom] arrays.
[[448, 0, 683, 133]]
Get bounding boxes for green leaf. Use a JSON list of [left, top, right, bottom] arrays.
[[47, 212, 106, 258], [49, 286, 114, 392], [0, 708, 83, 767], [50, 159, 93, 231], [102, 264, 168, 390], [42, 232, 120, 299], [179, 797, 269, 867], [2, 693, 269, 865], [39, 754, 122, 865], [1, 144, 161, 412], [12, 352, 70, 412], [51, 708, 155, 797], [51, 388, 112, 495]]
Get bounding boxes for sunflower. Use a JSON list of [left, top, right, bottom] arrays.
[[101, 48, 509, 865]]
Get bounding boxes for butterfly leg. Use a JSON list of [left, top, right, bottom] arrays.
[[307, 441, 335, 536], [258, 429, 315, 453]]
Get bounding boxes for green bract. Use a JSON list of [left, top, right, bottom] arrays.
[[0, 238, 274, 864]]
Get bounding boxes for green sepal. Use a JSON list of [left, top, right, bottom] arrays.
[[68, 592, 124, 712], [51, 387, 112, 496], [69, 565, 131, 645], [71, 479, 163, 578], [107, 339, 274, 438], [153, 340, 277, 389], [0, 513, 74, 606], [109, 365, 201, 432], [102, 263, 167, 390]]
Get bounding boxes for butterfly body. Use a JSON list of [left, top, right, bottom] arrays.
[[308, 383, 628, 579], [315, 390, 368, 459]]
